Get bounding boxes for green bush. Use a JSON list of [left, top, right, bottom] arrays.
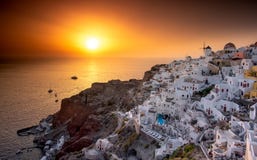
[[184, 144, 195, 153], [169, 144, 196, 159], [170, 147, 181, 158], [194, 85, 214, 97]]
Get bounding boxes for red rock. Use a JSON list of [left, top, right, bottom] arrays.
[[49, 79, 147, 158], [56, 136, 92, 159]]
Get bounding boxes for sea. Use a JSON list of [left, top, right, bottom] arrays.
[[0, 57, 172, 159]]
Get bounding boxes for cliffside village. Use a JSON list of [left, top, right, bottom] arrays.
[[136, 42, 257, 160], [39, 42, 257, 160]]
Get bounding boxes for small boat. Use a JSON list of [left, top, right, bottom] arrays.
[[71, 76, 78, 80], [48, 89, 53, 93]]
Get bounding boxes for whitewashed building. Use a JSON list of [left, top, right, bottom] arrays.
[[212, 129, 245, 159], [213, 83, 231, 100], [241, 59, 253, 70], [214, 100, 239, 113], [222, 66, 234, 77], [95, 138, 113, 152], [249, 103, 257, 120], [238, 78, 255, 96], [173, 76, 206, 95]]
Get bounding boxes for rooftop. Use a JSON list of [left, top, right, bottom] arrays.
[[184, 77, 203, 84], [224, 42, 236, 50], [206, 46, 212, 49]]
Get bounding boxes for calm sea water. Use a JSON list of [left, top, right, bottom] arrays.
[[0, 57, 171, 159]]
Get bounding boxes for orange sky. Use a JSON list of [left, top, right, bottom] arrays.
[[1, 0, 257, 59]]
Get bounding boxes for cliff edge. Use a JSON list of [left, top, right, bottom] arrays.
[[34, 65, 162, 159]]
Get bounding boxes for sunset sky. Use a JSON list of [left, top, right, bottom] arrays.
[[1, 0, 257, 59]]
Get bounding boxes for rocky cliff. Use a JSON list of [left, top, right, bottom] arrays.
[[34, 65, 163, 159]]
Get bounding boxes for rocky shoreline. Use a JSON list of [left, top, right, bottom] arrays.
[[17, 65, 162, 159]]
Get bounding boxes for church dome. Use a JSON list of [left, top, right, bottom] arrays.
[[224, 42, 236, 50]]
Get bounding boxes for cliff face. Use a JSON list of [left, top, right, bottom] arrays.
[[38, 66, 162, 159], [52, 79, 144, 158], [53, 79, 143, 126]]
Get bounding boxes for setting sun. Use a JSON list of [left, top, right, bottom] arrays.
[[85, 38, 100, 50]]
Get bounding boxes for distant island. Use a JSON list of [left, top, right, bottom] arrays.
[[18, 42, 257, 160]]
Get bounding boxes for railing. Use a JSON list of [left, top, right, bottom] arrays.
[[199, 142, 211, 160], [140, 128, 161, 142], [196, 131, 211, 160]]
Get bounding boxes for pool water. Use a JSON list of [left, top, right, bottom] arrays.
[[157, 114, 165, 125]]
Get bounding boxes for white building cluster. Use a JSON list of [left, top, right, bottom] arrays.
[[138, 42, 257, 160]]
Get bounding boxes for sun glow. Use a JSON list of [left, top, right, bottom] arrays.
[[85, 38, 100, 50]]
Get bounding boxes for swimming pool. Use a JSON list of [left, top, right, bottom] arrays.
[[157, 114, 165, 125]]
